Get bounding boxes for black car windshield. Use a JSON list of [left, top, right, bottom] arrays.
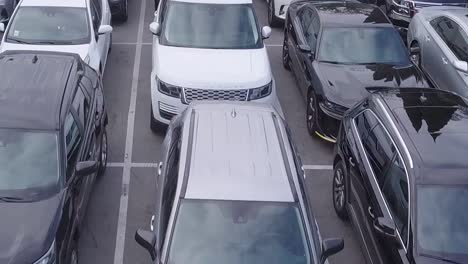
[[161, 2, 261, 49], [6, 7, 90, 45], [0, 129, 59, 196], [417, 185, 468, 261], [318, 28, 409, 65], [168, 200, 311, 264]]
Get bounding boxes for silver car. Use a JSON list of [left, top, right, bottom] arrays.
[[408, 7, 468, 98]]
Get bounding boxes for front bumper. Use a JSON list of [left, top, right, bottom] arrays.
[[315, 102, 345, 143], [274, 2, 289, 20], [150, 75, 284, 124]]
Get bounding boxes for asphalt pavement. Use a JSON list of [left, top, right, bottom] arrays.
[[77, 0, 367, 262]]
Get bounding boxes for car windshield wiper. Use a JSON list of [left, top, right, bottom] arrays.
[[0, 196, 28, 203], [30, 40, 73, 45], [421, 253, 463, 264], [6, 37, 33, 44]]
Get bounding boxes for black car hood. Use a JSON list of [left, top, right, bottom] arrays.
[[317, 62, 427, 108], [0, 191, 64, 264]]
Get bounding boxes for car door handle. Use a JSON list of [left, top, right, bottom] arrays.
[[442, 57, 448, 65], [368, 206, 375, 219], [425, 35, 430, 42], [349, 157, 355, 167]]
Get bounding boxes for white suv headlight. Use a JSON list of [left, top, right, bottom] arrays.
[[157, 78, 182, 98], [34, 240, 56, 264], [248, 82, 272, 100]]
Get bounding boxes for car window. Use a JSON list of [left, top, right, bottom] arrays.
[[73, 87, 90, 125], [65, 112, 82, 181], [6, 6, 90, 44], [304, 13, 319, 51], [299, 8, 312, 34], [160, 128, 181, 249], [354, 110, 379, 142], [365, 123, 396, 185], [92, 0, 102, 17], [431, 16, 468, 61], [90, 1, 101, 33]]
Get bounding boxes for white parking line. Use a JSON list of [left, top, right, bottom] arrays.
[[112, 42, 282, 47], [302, 165, 333, 170], [113, 0, 146, 262], [108, 162, 159, 168]]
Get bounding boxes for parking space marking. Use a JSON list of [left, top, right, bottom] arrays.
[[302, 165, 333, 170], [113, 42, 152, 45], [113, 0, 147, 262], [108, 162, 159, 168]]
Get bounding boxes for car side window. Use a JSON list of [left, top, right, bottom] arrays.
[[431, 16, 468, 61], [65, 112, 83, 181], [381, 153, 409, 244], [90, 1, 101, 33], [354, 110, 378, 142], [305, 14, 319, 51], [93, 0, 102, 16], [299, 8, 312, 35], [160, 127, 181, 249], [365, 123, 396, 186], [72, 87, 90, 125]]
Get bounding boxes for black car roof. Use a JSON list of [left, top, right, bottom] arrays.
[[377, 88, 468, 182], [312, 1, 392, 27], [0, 51, 83, 130]]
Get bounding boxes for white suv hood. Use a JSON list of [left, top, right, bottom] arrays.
[[0, 42, 89, 60], [155, 45, 272, 90]]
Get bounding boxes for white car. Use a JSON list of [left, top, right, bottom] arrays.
[[267, 0, 290, 27], [0, 0, 113, 73], [149, 0, 282, 131]]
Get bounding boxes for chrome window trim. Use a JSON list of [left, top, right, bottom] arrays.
[[351, 109, 410, 251], [375, 98, 413, 169]]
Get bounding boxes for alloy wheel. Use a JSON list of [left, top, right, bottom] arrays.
[[333, 168, 345, 210]]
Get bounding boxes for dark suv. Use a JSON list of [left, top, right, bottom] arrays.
[[332, 87, 468, 264], [0, 51, 108, 264]]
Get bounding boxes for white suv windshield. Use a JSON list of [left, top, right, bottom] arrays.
[[168, 200, 311, 264], [6, 6, 90, 45], [161, 2, 260, 49], [0, 129, 59, 194]]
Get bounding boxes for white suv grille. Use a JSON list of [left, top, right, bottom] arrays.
[[183, 88, 248, 104]]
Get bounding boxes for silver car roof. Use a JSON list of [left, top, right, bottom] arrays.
[[182, 102, 295, 202]]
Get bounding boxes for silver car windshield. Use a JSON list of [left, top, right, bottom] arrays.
[[168, 199, 311, 264], [319, 27, 410, 65], [161, 2, 261, 49], [0, 129, 59, 193], [417, 185, 468, 262], [6, 6, 90, 45]]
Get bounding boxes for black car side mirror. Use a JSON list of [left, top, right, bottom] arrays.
[[135, 228, 157, 260], [76, 161, 98, 177], [320, 238, 344, 264], [373, 217, 399, 245], [410, 45, 420, 55]]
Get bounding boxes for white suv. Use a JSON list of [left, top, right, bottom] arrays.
[[148, 0, 282, 131]]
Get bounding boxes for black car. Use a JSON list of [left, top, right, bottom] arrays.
[[282, 1, 428, 143], [333, 87, 468, 264], [109, 0, 128, 21], [0, 51, 108, 264]]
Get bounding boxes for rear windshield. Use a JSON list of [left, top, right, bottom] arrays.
[[0, 129, 59, 195], [168, 200, 311, 264]]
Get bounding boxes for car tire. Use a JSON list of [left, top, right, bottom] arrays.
[[282, 34, 291, 71], [333, 160, 349, 220], [268, 0, 281, 28], [118, 0, 128, 22], [150, 105, 167, 133], [410, 42, 421, 68], [306, 89, 319, 136], [98, 129, 108, 177]]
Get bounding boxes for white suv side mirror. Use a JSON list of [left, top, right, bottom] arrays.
[[261, 26, 271, 39], [149, 22, 160, 35], [453, 60, 468, 73], [0, 23, 5, 33], [98, 25, 113, 35]]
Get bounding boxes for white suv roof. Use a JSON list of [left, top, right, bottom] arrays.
[[171, 0, 252, 5], [183, 102, 295, 202]]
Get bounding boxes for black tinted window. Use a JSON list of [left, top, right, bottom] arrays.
[[299, 8, 312, 33], [354, 110, 378, 141], [431, 16, 468, 61], [90, 2, 100, 32], [365, 124, 395, 186], [73, 87, 90, 125], [65, 112, 82, 180], [304, 14, 319, 51]]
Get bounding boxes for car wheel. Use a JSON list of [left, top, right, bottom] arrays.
[[306, 90, 319, 136], [268, 0, 281, 27], [120, 0, 128, 22], [282, 35, 291, 71], [98, 129, 108, 177], [150, 104, 167, 133], [333, 160, 349, 220], [410, 42, 421, 67]]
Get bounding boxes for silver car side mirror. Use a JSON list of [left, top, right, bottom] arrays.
[[261, 26, 271, 39], [149, 22, 160, 35], [453, 60, 468, 73]]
